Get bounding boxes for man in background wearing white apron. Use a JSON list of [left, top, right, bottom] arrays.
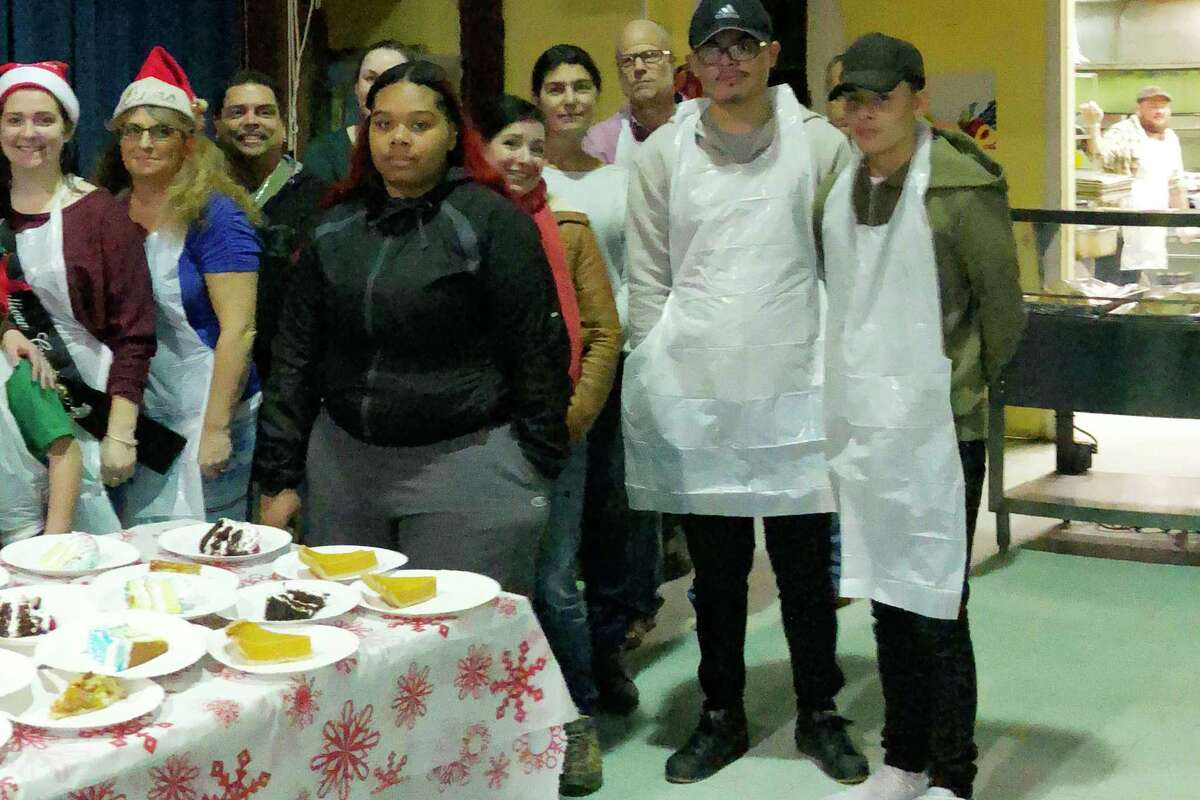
[[583, 19, 678, 169], [818, 34, 1026, 800], [624, 0, 866, 786], [1080, 88, 1188, 281]]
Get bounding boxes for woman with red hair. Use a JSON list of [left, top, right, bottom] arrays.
[[255, 61, 571, 595]]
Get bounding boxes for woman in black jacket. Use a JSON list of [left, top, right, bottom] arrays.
[[255, 61, 571, 595]]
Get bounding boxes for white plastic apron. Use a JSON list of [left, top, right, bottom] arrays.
[[622, 85, 834, 517], [822, 125, 967, 620], [613, 116, 639, 169], [1121, 132, 1177, 272], [0, 357, 48, 543], [15, 184, 121, 534], [114, 227, 211, 523]]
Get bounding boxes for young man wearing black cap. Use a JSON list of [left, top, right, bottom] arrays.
[[623, 0, 865, 786], [816, 33, 1025, 800]]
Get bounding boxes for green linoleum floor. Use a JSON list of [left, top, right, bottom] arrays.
[[585, 548, 1200, 800]]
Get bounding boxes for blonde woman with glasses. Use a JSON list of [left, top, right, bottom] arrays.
[[95, 47, 262, 526]]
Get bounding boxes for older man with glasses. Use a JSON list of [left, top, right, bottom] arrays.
[[622, 0, 866, 786], [583, 19, 678, 168]]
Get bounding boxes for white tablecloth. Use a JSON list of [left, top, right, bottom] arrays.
[[0, 526, 576, 800]]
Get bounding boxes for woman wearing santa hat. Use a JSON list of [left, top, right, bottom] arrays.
[[0, 60, 156, 533], [95, 46, 262, 525]]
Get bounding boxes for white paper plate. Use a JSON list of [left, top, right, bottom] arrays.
[[230, 580, 358, 625], [354, 570, 501, 616], [206, 622, 359, 675], [90, 569, 237, 619], [158, 522, 291, 564], [0, 584, 96, 651], [0, 534, 139, 578], [35, 610, 207, 679], [0, 669, 164, 730], [272, 545, 408, 582], [0, 649, 36, 698], [0, 565, 9, 589]]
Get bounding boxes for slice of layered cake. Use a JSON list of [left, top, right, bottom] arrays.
[[264, 589, 327, 621], [87, 626, 169, 671], [0, 596, 56, 638], [125, 577, 184, 614], [199, 520, 261, 557]]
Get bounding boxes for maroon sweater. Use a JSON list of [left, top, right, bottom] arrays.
[[9, 189, 155, 404]]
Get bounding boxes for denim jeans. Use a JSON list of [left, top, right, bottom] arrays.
[[581, 359, 661, 657], [533, 442, 598, 714], [203, 397, 259, 523]]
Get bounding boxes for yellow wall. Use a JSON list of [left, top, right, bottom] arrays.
[[502, 0, 642, 118], [837, 0, 1050, 211], [324, 0, 461, 54]]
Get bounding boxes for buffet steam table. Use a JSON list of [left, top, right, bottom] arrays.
[[0, 524, 576, 800]]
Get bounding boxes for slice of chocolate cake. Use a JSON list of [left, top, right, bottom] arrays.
[[0, 596, 57, 638], [264, 589, 327, 621], [198, 519, 261, 557]]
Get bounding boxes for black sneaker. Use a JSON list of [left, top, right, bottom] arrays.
[[665, 706, 750, 784], [794, 710, 869, 784], [593, 653, 639, 715]]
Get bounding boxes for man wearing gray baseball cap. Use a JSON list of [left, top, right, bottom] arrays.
[[623, 0, 866, 785], [1080, 86, 1188, 278]]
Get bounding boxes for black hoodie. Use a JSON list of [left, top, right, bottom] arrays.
[[255, 168, 571, 494]]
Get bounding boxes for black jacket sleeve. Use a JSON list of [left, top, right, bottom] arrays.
[[254, 241, 326, 495], [481, 204, 571, 479]]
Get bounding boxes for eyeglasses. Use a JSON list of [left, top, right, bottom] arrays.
[[118, 123, 184, 143], [694, 38, 767, 66], [617, 49, 672, 70]]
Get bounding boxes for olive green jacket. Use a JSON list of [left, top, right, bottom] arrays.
[[815, 128, 1027, 441]]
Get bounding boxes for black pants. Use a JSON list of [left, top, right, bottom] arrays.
[[683, 512, 844, 712], [874, 440, 986, 799]]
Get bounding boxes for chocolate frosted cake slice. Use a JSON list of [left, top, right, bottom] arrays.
[[0, 596, 57, 638], [264, 589, 327, 621], [198, 519, 261, 556]]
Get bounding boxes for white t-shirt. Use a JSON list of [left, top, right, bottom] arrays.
[[544, 164, 630, 327]]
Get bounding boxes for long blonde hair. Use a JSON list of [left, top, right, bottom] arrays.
[[94, 106, 261, 227]]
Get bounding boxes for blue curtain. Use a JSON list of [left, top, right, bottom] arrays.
[[1, 0, 243, 174]]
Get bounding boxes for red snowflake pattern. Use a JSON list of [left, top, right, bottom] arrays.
[[202, 749, 270, 800], [330, 618, 370, 639], [454, 644, 493, 700], [79, 714, 172, 754], [381, 613, 455, 638], [205, 699, 241, 728], [425, 722, 491, 793], [391, 662, 434, 729], [0, 777, 18, 800], [282, 674, 323, 729], [67, 780, 126, 800], [236, 572, 275, 588], [370, 751, 408, 795], [485, 754, 511, 789], [149, 754, 200, 800], [334, 656, 358, 674], [489, 641, 547, 722], [512, 725, 566, 774], [309, 700, 382, 800], [294, 792, 311, 800], [493, 596, 518, 617], [5, 722, 50, 753]]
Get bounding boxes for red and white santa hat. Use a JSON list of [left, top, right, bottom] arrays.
[[110, 46, 198, 123], [0, 61, 80, 123]]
